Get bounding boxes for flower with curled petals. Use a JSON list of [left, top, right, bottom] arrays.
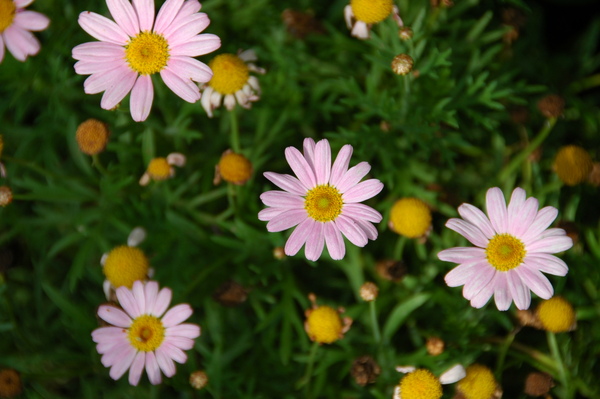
[[72, 0, 221, 122], [92, 280, 201, 385], [0, 0, 49, 63], [438, 187, 573, 311], [258, 138, 383, 261]]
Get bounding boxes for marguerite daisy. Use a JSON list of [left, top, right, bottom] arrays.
[[72, 0, 221, 122], [258, 138, 383, 261], [92, 280, 201, 385], [438, 187, 573, 311], [344, 0, 403, 40], [0, 0, 49, 63]]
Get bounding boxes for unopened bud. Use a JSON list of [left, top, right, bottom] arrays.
[[391, 54, 414, 76], [190, 370, 208, 390], [360, 282, 378, 301]]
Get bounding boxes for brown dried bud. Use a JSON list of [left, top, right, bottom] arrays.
[[0, 368, 22, 398], [190, 370, 209, 390], [359, 282, 379, 302], [351, 355, 381, 386], [391, 54, 414, 76], [398, 27, 413, 40], [376, 259, 407, 282], [213, 281, 249, 307], [587, 162, 600, 187], [281, 9, 325, 39], [524, 372, 554, 396], [426, 336, 445, 356], [0, 186, 13, 207], [76, 119, 110, 155], [509, 105, 529, 125], [537, 94, 565, 119], [273, 246, 286, 260], [516, 309, 541, 328]]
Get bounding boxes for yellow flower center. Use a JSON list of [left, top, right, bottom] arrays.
[[553, 145, 593, 186], [304, 185, 343, 222], [399, 369, 443, 399], [147, 158, 171, 180], [103, 245, 149, 288], [485, 234, 526, 271], [350, 0, 393, 24], [0, 0, 16, 33], [128, 315, 165, 352], [208, 54, 249, 95], [218, 152, 252, 184], [457, 364, 497, 399], [76, 119, 110, 155], [536, 296, 575, 333], [389, 198, 431, 238], [306, 306, 343, 344], [125, 31, 170, 75]]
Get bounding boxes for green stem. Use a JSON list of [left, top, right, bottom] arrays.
[[547, 331, 572, 399], [297, 341, 319, 398], [230, 108, 241, 152], [494, 329, 517, 380], [369, 300, 382, 345], [92, 154, 109, 175], [569, 73, 600, 93], [498, 117, 556, 183], [393, 235, 406, 259]]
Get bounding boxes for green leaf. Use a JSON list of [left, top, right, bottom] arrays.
[[382, 293, 431, 341]]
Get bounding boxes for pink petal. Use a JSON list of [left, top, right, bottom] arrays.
[[132, 0, 155, 31], [329, 145, 353, 187], [342, 179, 383, 203], [354, 218, 378, 240], [78, 11, 129, 45], [335, 162, 371, 193], [444, 260, 488, 287], [335, 214, 368, 247], [491, 273, 512, 311], [96, 336, 128, 356], [130, 74, 154, 122], [166, 323, 201, 339], [521, 206, 559, 244], [107, 0, 140, 37], [313, 139, 331, 185], [302, 138, 316, 172], [0, 36, 5, 63], [162, 13, 210, 46], [161, 304, 193, 327], [445, 218, 489, 247], [260, 191, 304, 209], [469, 274, 496, 309], [304, 222, 325, 261], [507, 270, 531, 310], [116, 286, 142, 318], [173, 0, 201, 18], [525, 253, 568, 276], [154, 0, 184, 34], [457, 203, 495, 239], [100, 71, 136, 110], [266, 208, 308, 232], [438, 247, 486, 264], [131, 281, 146, 315], [462, 265, 495, 300], [145, 351, 162, 385], [3, 26, 39, 61], [263, 172, 306, 196], [285, 146, 316, 189], [164, 336, 194, 351], [166, 56, 212, 83], [160, 67, 200, 102], [72, 42, 124, 61], [98, 305, 132, 327], [509, 197, 539, 237], [526, 235, 573, 254], [151, 287, 172, 317], [161, 341, 188, 362], [506, 188, 526, 224], [517, 264, 553, 299], [155, 346, 176, 377], [324, 222, 345, 260], [486, 187, 508, 233], [284, 218, 313, 256], [13, 11, 50, 31], [128, 351, 146, 386], [169, 33, 221, 57], [258, 207, 286, 222], [74, 59, 125, 74], [109, 347, 137, 381], [342, 203, 382, 223], [101, 341, 134, 367], [83, 63, 131, 94], [15, 0, 33, 7], [92, 326, 127, 343], [144, 281, 159, 314]]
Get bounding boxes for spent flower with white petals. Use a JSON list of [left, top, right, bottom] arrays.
[[344, 0, 403, 40], [258, 138, 383, 261], [393, 365, 465, 399], [72, 0, 221, 122], [139, 153, 186, 185], [92, 280, 201, 385], [200, 49, 265, 117], [0, 0, 49, 63], [438, 187, 573, 311]]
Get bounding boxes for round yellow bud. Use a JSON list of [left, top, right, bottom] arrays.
[[456, 364, 497, 399], [554, 145, 593, 186], [147, 158, 172, 181], [306, 306, 343, 344], [76, 119, 110, 155], [536, 296, 576, 333], [217, 151, 253, 185], [398, 369, 442, 399], [103, 246, 149, 289], [389, 198, 431, 238]]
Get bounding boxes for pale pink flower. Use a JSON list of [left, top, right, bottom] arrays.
[[438, 187, 573, 311], [92, 280, 200, 385], [258, 138, 383, 261], [72, 0, 221, 122], [0, 0, 49, 63]]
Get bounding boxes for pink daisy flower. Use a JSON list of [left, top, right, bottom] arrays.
[[92, 280, 200, 385], [0, 0, 49, 63], [438, 187, 573, 311], [258, 138, 384, 261], [72, 0, 221, 122]]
